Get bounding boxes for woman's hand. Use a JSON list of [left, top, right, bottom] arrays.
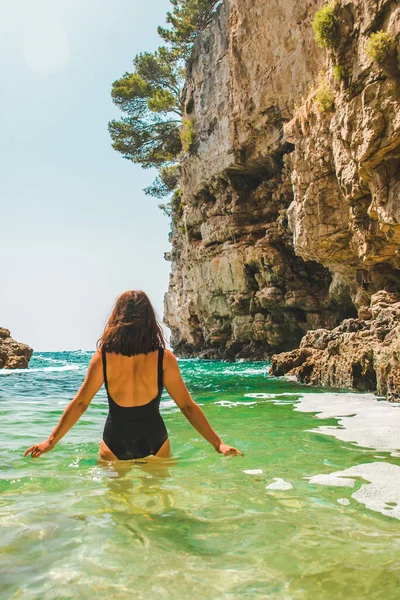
[[24, 439, 54, 459], [217, 442, 244, 457]]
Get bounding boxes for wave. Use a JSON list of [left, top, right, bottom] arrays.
[[0, 365, 82, 375], [220, 367, 270, 375], [33, 355, 65, 364]]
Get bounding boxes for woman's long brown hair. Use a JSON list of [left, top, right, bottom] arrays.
[[97, 290, 165, 355]]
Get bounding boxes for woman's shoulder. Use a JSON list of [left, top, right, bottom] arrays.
[[163, 348, 178, 368], [86, 347, 103, 371]]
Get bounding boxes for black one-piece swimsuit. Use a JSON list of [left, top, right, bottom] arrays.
[[102, 347, 168, 460]]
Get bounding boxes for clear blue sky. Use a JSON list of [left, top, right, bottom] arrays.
[[0, 0, 173, 351]]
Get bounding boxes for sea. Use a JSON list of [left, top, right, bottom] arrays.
[[1, 351, 399, 599]]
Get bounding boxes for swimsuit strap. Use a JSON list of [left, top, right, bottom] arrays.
[[101, 346, 109, 395], [157, 347, 164, 397]]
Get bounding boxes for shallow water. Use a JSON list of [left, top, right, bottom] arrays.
[[1, 352, 400, 599]]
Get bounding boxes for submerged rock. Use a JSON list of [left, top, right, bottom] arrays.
[[269, 292, 400, 402], [0, 328, 33, 369]]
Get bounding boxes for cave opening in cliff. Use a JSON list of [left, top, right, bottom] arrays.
[[243, 264, 260, 292], [351, 361, 377, 392], [226, 170, 265, 193]]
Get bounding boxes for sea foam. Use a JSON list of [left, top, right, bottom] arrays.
[[308, 462, 400, 519], [293, 392, 400, 456]]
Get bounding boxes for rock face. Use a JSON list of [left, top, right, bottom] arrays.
[[286, 1, 400, 310], [270, 291, 400, 402], [0, 328, 33, 369], [164, 0, 400, 383]]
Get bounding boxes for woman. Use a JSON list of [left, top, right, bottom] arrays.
[[25, 290, 243, 460]]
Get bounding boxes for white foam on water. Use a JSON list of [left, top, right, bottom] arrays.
[[221, 366, 270, 376], [214, 400, 257, 407], [160, 399, 181, 412], [308, 462, 400, 519], [243, 469, 263, 475], [285, 374, 298, 382], [293, 392, 400, 456], [160, 399, 176, 408], [244, 393, 276, 399], [239, 367, 270, 375], [243, 392, 301, 405], [244, 392, 297, 399], [309, 473, 355, 487], [266, 478, 293, 490], [0, 365, 81, 375], [33, 355, 64, 363], [337, 498, 350, 506]]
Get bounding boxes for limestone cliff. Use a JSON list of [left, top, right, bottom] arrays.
[[164, 0, 400, 384], [0, 328, 33, 369]]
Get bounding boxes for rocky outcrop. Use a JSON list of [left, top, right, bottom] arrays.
[[270, 291, 400, 402], [164, 0, 400, 375], [0, 328, 33, 369]]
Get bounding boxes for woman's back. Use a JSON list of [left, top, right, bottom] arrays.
[[103, 349, 161, 407], [101, 347, 168, 459]]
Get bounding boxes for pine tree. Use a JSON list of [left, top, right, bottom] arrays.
[[158, 0, 221, 59], [109, 0, 222, 199], [109, 48, 184, 171]]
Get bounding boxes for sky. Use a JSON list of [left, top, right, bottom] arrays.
[[0, 0, 173, 351]]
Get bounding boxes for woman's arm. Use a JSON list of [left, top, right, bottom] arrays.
[[24, 350, 104, 458], [163, 350, 243, 457]]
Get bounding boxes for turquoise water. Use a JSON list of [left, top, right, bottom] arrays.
[[1, 351, 400, 599]]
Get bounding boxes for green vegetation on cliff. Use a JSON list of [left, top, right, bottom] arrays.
[[332, 63, 346, 85], [315, 78, 335, 112], [180, 116, 196, 153], [312, 2, 339, 49], [366, 31, 395, 63], [109, 0, 221, 201]]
